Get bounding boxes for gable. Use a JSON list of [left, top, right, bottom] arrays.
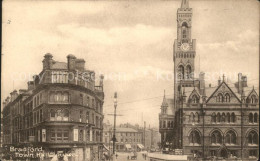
[[206, 82, 241, 104]]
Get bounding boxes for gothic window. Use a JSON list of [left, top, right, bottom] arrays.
[[195, 112, 200, 123], [231, 113, 236, 123], [221, 113, 225, 122], [211, 113, 216, 123], [192, 95, 199, 104], [248, 131, 258, 145], [217, 93, 223, 102], [254, 113, 258, 123], [178, 65, 185, 80], [190, 112, 195, 123], [56, 110, 62, 121], [227, 113, 231, 123], [217, 113, 221, 123], [186, 65, 192, 79], [189, 130, 201, 144], [224, 94, 230, 102], [251, 95, 258, 104], [225, 130, 236, 144], [181, 22, 188, 39], [249, 113, 253, 123], [211, 130, 222, 144]]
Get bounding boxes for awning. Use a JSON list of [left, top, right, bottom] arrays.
[[137, 144, 144, 149], [103, 144, 109, 151], [125, 144, 132, 149]]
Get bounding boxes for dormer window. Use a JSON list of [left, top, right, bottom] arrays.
[[250, 95, 258, 104], [217, 93, 223, 102], [191, 95, 199, 103], [224, 93, 230, 102]]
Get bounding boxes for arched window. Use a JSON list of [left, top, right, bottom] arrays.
[[248, 131, 258, 145], [221, 113, 225, 122], [217, 93, 223, 102], [211, 130, 222, 144], [186, 65, 192, 79], [171, 121, 173, 128], [181, 22, 188, 39], [251, 95, 258, 104], [225, 130, 236, 144], [224, 94, 230, 102], [217, 113, 221, 123], [195, 112, 200, 123], [86, 112, 89, 123], [190, 112, 195, 123], [160, 121, 162, 128], [231, 113, 236, 123], [189, 130, 201, 144], [192, 95, 199, 104], [178, 65, 184, 80], [211, 113, 216, 123], [63, 92, 69, 102], [163, 121, 166, 128], [63, 109, 69, 121], [254, 113, 258, 123], [56, 109, 62, 121], [249, 113, 253, 123], [167, 121, 171, 128], [50, 109, 55, 121], [227, 113, 231, 123]]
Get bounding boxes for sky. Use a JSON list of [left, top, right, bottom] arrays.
[[2, 0, 259, 128]]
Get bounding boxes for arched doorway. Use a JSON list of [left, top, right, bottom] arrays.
[[219, 148, 228, 158]]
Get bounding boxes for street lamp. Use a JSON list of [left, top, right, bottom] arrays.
[[112, 92, 117, 157]]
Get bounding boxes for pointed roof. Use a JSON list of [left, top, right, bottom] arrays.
[[161, 90, 168, 106], [181, 0, 189, 8]]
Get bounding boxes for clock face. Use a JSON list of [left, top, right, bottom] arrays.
[[181, 43, 190, 51]]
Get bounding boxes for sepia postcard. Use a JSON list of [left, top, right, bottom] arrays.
[[1, 0, 259, 161]]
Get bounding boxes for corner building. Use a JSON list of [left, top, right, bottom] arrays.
[[159, 0, 259, 160], [2, 53, 105, 160]]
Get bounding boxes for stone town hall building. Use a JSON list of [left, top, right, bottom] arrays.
[[2, 54, 104, 160], [159, 0, 259, 160]]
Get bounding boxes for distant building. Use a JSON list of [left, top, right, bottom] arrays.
[[159, 0, 259, 160], [103, 122, 143, 152], [2, 53, 105, 160]]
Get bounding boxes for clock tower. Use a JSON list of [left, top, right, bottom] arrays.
[[173, 0, 196, 109]]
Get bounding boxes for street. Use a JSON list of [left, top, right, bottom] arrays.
[[114, 152, 148, 161]]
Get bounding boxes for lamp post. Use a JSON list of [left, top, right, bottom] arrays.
[[112, 92, 117, 159]]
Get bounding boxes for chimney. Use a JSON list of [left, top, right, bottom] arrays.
[[218, 77, 221, 86], [238, 73, 243, 94], [67, 54, 76, 70], [10, 90, 18, 102], [42, 53, 53, 70], [199, 72, 205, 95], [75, 59, 85, 71], [6, 97, 10, 104], [19, 89, 27, 94], [27, 81, 34, 91]]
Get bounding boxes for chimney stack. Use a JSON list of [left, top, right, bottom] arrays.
[[27, 81, 34, 91], [75, 59, 85, 71], [19, 89, 27, 94], [199, 72, 205, 95], [67, 54, 76, 70], [42, 53, 53, 70], [218, 77, 221, 86], [10, 90, 18, 102]]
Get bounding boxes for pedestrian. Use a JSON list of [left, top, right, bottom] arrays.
[[127, 155, 129, 160], [116, 154, 118, 159]]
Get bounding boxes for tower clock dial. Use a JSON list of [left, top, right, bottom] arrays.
[[181, 43, 190, 51]]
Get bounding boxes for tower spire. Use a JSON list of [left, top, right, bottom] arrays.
[[181, 0, 189, 8]]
